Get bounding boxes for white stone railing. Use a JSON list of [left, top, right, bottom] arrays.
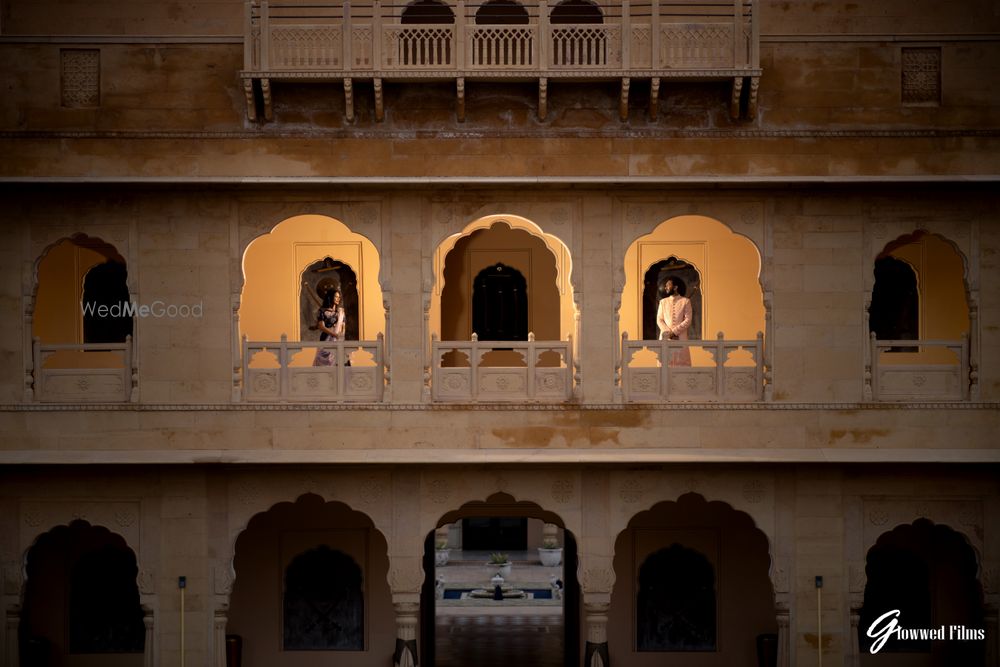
[[867, 333, 970, 402], [620, 332, 763, 402], [31, 336, 136, 402], [431, 333, 573, 402], [247, 0, 758, 74], [242, 334, 384, 402]]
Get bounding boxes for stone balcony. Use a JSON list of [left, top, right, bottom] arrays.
[[240, 0, 761, 121]]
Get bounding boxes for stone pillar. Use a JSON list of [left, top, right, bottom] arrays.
[[985, 603, 998, 667], [142, 605, 155, 667], [3, 605, 19, 667], [213, 604, 228, 667], [584, 601, 610, 667], [849, 606, 861, 667], [393, 600, 419, 667], [776, 602, 790, 667]]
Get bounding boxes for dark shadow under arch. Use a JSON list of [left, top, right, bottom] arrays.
[[20, 521, 144, 665], [82, 261, 133, 344], [476, 0, 530, 24], [637, 544, 716, 651], [401, 0, 455, 23], [284, 545, 364, 650], [550, 0, 603, 23], [860, 519, 984, 664]]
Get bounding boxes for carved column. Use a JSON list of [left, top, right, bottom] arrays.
[[776, 601, 790, 667], [985, 603, 998, 667], [142, 605, 155, 667], [849, 605, 861, 667], [542, 523, 558, 545], [213, 604, 228, 667], [584, 600, 610, 667], [393, 601, 419, 667], [3, 605, 19, 667]]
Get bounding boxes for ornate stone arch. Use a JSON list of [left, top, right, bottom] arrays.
[[12, 517, 156, 667], [233, 209, 387, 400]]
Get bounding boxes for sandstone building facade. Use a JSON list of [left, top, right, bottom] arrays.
[[1, 1, 999, 666]]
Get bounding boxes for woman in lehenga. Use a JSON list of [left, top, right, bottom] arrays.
[[307, 287, 345, 366]]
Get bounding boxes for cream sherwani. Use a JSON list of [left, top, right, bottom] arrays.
[[656, 295, 693, 366]]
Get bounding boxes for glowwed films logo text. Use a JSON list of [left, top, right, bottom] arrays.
[[866, 610, 986, 654]]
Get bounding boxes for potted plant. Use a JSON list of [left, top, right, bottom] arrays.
[[538, 538, 563, 566], [488, 552, 512, 579], [435, 540, 450, 567]]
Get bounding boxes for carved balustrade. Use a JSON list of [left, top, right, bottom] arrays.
[[241, 0, 761, 119], [431, 333, 573, 402], [867, 333, 970, 402], [31, 337, 136, 403], [621, 331, 763, 402], [242, 334, 385, 402]]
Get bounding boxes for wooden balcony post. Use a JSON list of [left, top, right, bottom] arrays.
[[344, 0, 353, 72], [456, 0, 466, 69], [539, 0, 549, 68], [244, 0, 253, 69], [373, 0, 383, 69], [650, 0, 659, 69], [733, 0, 742, 68], [260, 0, 270, 69], [621, 0, 630, 70]]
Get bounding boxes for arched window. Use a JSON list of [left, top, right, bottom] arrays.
[[82, 260, 132, 344], [550, 0, 603, 24], [401, 0, 455, 24], [300, 257, 360, 342], [69, 544, 146, 653], [472, 263, 528, 341], [283, 546, 364, 650], [860, 520, 984, 663], [642, 257, 702, 342], [21, 522, 144, 664], [637, 544, 717, 651], [476, 0, 530, 24]]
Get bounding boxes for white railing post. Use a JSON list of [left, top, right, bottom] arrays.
[[659, 337, 669, 400], [470, 333, 479, 400], [527, 332, 536, 399], [31, 336, 41, 401], [376, 332, 385, 401], [755, 331, 764, 400], [278, 334, 289, 401], [241, 335, 249, 401], [715, 332, 725, 400], [336, 340, 346, 399], [260, 0, 270, 69], [124, 334, 133, 402], [869, 333, 879, 401]]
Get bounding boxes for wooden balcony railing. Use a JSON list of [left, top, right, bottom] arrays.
[[620, 332, 763, 402], [431, 333, 574, 402], [31, 337, 136, 403], [241, 1, 761, 120], [242, 334, 385, 402], [867, 333, 971, 402]]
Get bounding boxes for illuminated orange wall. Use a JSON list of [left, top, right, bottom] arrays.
[[621, 216, 765, 343], [240, 215, 383, 342]]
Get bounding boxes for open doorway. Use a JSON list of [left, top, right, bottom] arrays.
[[421, 494, 580, 667]]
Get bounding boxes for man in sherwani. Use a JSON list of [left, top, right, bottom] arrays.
[[656, 277, 693, 366]]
